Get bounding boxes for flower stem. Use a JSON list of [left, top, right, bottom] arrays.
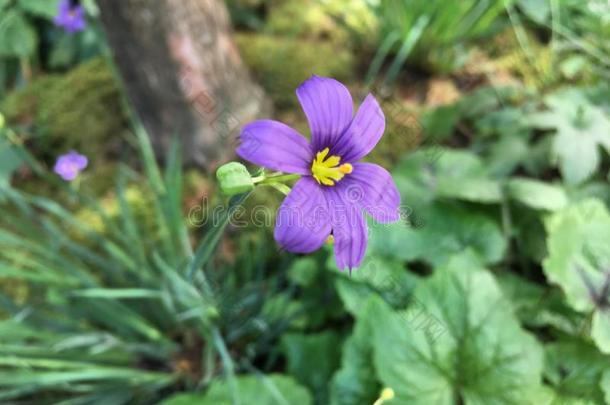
[[255, 173, 300, 185]]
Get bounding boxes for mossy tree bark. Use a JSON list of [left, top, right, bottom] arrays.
[[97, 0, 269, 170]]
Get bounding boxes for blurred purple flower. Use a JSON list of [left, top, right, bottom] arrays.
[[54, 151, 88, 181], [54, 0, 86, 33], [237, 76, 400, 271]]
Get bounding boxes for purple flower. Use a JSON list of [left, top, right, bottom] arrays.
[[54, 0, 86, 33], [54, 151, 88, 181], [237, 76, 401, 271]]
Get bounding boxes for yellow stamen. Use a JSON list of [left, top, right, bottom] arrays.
[[326, 235, 335, 244], [311, 147, 353, 186], [339, 163, 353, 174]]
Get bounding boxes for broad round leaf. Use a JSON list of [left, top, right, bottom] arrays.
[[0, 10, 37, 57], [358, 254, 544, 404], [543, 199, 610, 353]]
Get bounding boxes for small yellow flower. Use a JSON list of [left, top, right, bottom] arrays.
[[373, 387, 395, 405]]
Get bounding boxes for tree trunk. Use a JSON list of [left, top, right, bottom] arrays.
[[97, 0, 270, 170]]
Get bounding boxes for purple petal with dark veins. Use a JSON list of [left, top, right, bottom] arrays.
[[274, 177, 331, 253], [237, 120, 313, 175], [296, 76, 353, 152], [333, 94, 385, 162], [340, 163, 400, 223], [325, 186, 368, 271]]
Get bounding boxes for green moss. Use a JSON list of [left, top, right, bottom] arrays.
[[2, 75, 60, 125], [487, 29, 559, 90], [265, 0, 377, 46], [73, 182, 157, 237], [2, 57, 127, 160], [236, 33, 355, 107], [265, 0, 345, 42]]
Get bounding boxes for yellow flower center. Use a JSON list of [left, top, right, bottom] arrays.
[[311, 147, 353, 186]]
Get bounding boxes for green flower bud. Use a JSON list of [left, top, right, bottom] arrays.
[[216, 162, 254, 196]]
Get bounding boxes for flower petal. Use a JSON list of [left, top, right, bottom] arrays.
[[326, 187, 368, 271], [297, 76, 353, 152], [341, 163, 400, 223], [334, 94, 385, 162], [274, 177, 331, 253], [237, 120, 312, 175]]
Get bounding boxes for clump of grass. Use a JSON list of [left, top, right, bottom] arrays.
[[366, 0, 510, 85]]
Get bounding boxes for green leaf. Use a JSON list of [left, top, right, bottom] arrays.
[[0, 366, 174, 387], [367, 254, 544, 404], [544, 341, 610, 404], [543, 199, 610, 353], [187, 192, 250, 281], [161, 374, 312, 405], [394, 148, 502, 205], [528, 89, 610, 185], [437, 177, 502, 204], [458, 86, 522, 120], [18, 0, 60, 19], [498, 272, 584, 335], [507, 177, 568, 211], [554, 127, 601, 185], [522, 136, 553, 178], [0, 10, 37, 57], [420, 103, 460, 141], [0, 135, 23, 188], [512, 207, 549, 263], [281, 332, 341, 404], [602, 370, 610, 405], [475, 107, 528, 138], [334, 255, 419, 316], [592, 310, 610, 356], [286, 257, 318, 287], [568, 181, 610, 207], [70, 288, 164, 300], [560, 55, 588, 80], [330, 301, 380, 405], [369, 203, 505, 266], [486, 134, 530, 177], [386, 149, 506, 266], [517, 0, 551, 23]]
